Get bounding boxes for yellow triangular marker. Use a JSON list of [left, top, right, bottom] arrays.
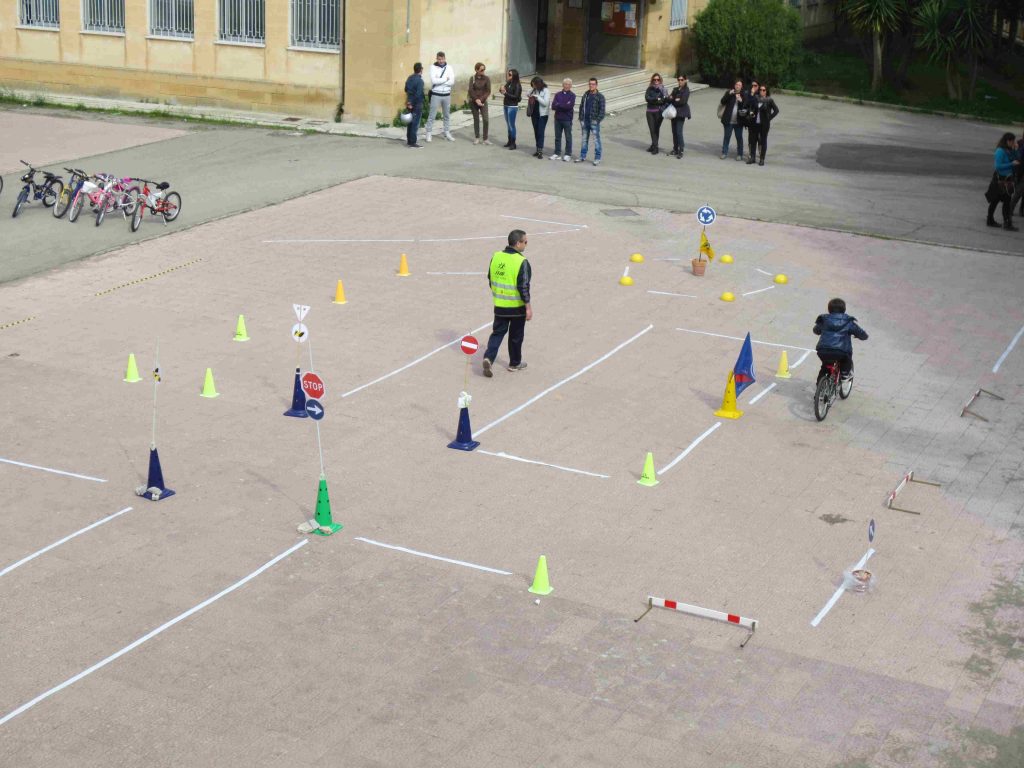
[[124, 353, 141, 383], [638, 452, 659, 487], [397, 253, 411, 277], [200, 367, 219, 398], [714, 372, 744, 419], [528, 555, 554, 595], [233, 314, 249, 342], [775, 350, 792, 379], [333, 279, 347, 304]]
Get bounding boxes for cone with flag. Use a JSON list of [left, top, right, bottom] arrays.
[[775, 350, 792, 379], [714, 372, 744, 419], [699, 230, 715, 262], [637, 452, 659, 487], [732, 332, 756, 397]]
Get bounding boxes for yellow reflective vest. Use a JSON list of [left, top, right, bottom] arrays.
[[489, 250, 525, 309]]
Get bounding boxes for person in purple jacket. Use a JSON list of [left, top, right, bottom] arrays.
[[549, 78, 576, 162]]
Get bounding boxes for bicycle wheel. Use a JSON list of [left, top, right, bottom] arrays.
[[95, 197, 108, 227], [12, 188, 28, 218], [131, 201, 144, 232], [162, 192, 181, 223], [42, 180, 62, 208], [121, 186, 140, 216], [814, 377, 832, 422], [68, 191, 86, 223], [52, 183, 73, 218], [839, 375, 853, 400]]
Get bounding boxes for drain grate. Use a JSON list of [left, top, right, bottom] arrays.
[[601, 208, 639, 217]]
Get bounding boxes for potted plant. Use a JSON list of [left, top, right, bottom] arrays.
[[692, 253, 707, 276]]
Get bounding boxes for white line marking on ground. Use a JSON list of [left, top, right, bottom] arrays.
[[354, 537, 512, 575], [675, 327, 812, 352], [647, 290, 697, 298], [810, 548, 875, 628], [742, 286, 776, 297], [658, 422, 723, 475], [500, 215, 587, 228], [755, 267, 773, 276], [342, 322, 492, 398], [0, 507, 133, 579], [992, 324, 1024, 373], [0, 539, 307, 727], [475, 324, 654, 436], [263, 238, 417, 243], [426, 272, 486, 276], [477, 449, 610, 478], [748, 382, 777, 404], [791, 350, 812, 369], [265, 230, 583, 245], [0, 457, 107, 483]]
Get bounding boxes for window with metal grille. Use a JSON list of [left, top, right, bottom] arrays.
[[670, 0, 688, 29], [150, 0, 194, 38], [20, 0, 60, 28], [290, 0, 339, 49], [83, 0, 125, 32], [219, 0, 265, 44]]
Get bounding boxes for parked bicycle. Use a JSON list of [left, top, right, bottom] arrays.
[[52, 167, 89, 219], [130, 178, 181, 232], [813, 361, 853, 421], [67, 173, 103, 224], [11, 161, 63, 218], [93, 175, 139, 227]]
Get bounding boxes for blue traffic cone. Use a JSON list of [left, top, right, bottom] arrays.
[[448, 392, 480, 451], [283, 367, 308, 418], [136, 446, 175, 501]]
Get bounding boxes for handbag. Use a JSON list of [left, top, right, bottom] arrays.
[[717, 102, 726, 120], [526, 95, 536, 117], [661, 104, 677, 120]]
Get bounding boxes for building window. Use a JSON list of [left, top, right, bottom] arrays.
[[150, 0, 194, 38], [83, 0, 125, 32], [219, 0, 265, 44], [20, 0, 60, 28], [670, 0, 688, 29], [290, 0, 339, 50]]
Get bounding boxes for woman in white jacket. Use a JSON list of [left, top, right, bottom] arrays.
[[528, 77, 551, 159]]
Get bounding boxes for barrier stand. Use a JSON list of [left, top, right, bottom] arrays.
[[960, 388, 1004, 421], [885, 470, 941, 515], [635, 596, 757, 648]]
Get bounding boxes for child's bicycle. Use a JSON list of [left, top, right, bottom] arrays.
[[11, 161, 64, 218], [52, 167, 89, 219], [93, 175, 139, 227], [67, 173, 102, 223], [814, 362, 853, 421], [130, 179, 181, 232]]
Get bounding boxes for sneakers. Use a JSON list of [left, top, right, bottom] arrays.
[[482, 139, 492, 145], [507, 362, 528, 372], [550, 153, 561, 160], [574, 157, 584, 163], [592, 159, 601, 166], [473, 138, 481, 145], [482, 358, 493, 378], [563, 156, 572, 162], [408, 143, 422, 149], [735, 154, 744, 161], [444, 133, 455, 142], [425, 133, 432, 143], [720, 153, 727, 159], [840, 372, 853, 382]]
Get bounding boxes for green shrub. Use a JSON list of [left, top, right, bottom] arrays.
[[693, 0, 803, 86]]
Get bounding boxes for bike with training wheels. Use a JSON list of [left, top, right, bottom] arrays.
[[11, 161, 63, 218], [814, 361, 853, 421], [130, 178, 180, 232], [52, 167, 90, 219]]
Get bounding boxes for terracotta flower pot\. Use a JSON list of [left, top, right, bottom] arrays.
[[692, 258, 706, 276]]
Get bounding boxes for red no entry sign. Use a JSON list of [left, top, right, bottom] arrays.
[[301, 372, 326, 399], [460, 335, 479, 355]]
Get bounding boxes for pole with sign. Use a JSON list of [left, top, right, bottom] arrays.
[[448, 335, 481, 451], [135, 340, 175, 501]]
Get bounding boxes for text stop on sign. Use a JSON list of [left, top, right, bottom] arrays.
[[301, 372, 326, 399]]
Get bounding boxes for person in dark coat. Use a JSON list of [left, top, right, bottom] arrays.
[[643, 73, 668, 155], [668, 74, 692, 158], [403, 63, 425, 148], [748, 85, 779, 165], [813, 297, 869, 382], [986, 132, 1019, 230], [719, 78, 745, 160]]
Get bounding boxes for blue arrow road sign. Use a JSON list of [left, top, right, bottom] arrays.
[[868, 518, 876, 543], [696, 206, 717, 226], [305, 399, 325, 420]]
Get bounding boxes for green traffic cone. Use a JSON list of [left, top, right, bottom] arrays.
[[311, 475, 342, 536]]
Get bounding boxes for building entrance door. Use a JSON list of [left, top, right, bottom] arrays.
[[508, 0, 539, 74], [586, 0, 643, 67]]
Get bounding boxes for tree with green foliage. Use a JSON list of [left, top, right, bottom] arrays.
[[844, 0, 908, 92], [914, 0, 992, 101], [692, 0, 803, 86]]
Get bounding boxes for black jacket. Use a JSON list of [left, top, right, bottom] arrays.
[[720, 89, 745, 126], [502, 80, 522, 106], [754, 96, 780, 129], [669, 85, 691, 119], [813, 313, 868, 356]]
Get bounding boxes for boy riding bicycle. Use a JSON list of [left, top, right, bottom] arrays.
[[813, 298, 868, 382]]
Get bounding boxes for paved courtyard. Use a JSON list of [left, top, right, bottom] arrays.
[[0, 100, 1022, 767]]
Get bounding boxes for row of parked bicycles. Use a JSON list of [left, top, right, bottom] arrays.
[[3, 161, 181, 232]]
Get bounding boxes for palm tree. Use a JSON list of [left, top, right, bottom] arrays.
[[845, 0, 908, 92], [914, 0, 992, 101]]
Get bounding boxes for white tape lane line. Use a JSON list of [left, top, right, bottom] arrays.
[[0, 507, 133, 579], [475, 324, 655, 436], [676, 327, 813, 353], [742, 286, 775, 297], [477, 449, 610, 479], [791, 349, 812, 369], [0, 457, 107, 483], [342, 322, 492, 398], [747, 382, 777, 405], [658, 422, 723, 475], [810, 548, 875, 628], [755, 267, 773, 276], [500, 214, 588, 228], [354, 537, 512, 575], [992, 324, 1024, 373], [264, 229, 583, 244], [0, 539, 308, 727], [426, 272, 486, 276], [648, 290, 697, 298]]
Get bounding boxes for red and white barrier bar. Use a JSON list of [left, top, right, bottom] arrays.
[[645, 596, 758, 631], [886, 471, 914, 508]]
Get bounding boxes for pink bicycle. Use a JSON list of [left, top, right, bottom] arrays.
[[93, 174, 139, 227]]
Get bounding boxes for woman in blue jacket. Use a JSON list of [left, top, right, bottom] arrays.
[[987, 133, 1020, 231]]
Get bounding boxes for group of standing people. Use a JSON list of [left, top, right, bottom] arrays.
[[986, 132, 1024, 231], [642, 73, 693, 157], [718, 78, 780, 165]]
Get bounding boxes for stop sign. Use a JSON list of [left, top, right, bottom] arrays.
[[460, 335, 479, 355], [301, 372, 326, 399]]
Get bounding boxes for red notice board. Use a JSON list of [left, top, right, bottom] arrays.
[[601, 1, 638, 37]]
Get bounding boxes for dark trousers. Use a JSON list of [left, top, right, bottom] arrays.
[[485, 315, 526, 367], [817, 351, 852, 382], [646, 112, 663, 149], [747, 124, 761, 160], [531, 113, 548, 152], [988, 196, 1013, 224], [554, 119, 572, 156], [757, 126, 769, 160], [406, 106, 422, 145], [471, 102, 489, 140], [670, 118, 686, 153]]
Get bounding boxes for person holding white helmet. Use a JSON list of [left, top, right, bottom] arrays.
[[404, 63, 425, 148]]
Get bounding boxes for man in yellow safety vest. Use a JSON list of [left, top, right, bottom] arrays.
[[482, 229, 532, 376]]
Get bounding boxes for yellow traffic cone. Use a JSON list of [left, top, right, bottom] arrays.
[[124, 353, 141, 383], [528, 555, 554, 595], [713, 371, 744, 419], [637, 452, 659, 487], [333, 279, 347, 304], [233, 314, 249, 342], [397, 253, 411, 277], [775, 350, 792, 379], [200, 367, 219, 398]]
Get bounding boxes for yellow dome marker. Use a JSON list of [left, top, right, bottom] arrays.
[[774, 274, 788, 284], [619, 266, 634, 286], [720, 254, 734, 264], [720, 291, 735, 302], [630, 253, 644, 263]]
